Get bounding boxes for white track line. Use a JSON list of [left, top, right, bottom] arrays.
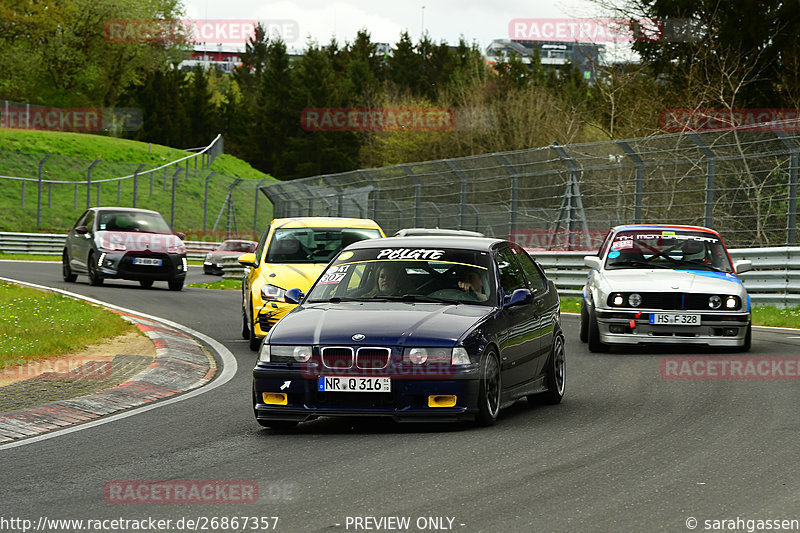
[[0, 277, 238, 451]]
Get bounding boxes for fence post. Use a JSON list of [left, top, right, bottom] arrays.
[[775, 131, 798, 246], [204, 171, 217, 231], [87, 160, 100, 209], [194, 155, 198, 177], [48, 183, 52, 209], [550, 142, 590, 250], [493, 153, 518, 237], [444, 159, 469, 229], [133, 164, 145, 208], [74, 184, 78, 209], [170, 167, 181, 228], [163, 166, 168, 191], [96, 184, 101, 206], [324, 177, 344, 217], [400, 165, 422, 227], [688, 133, 716, 228], [254, 178, 270, 234], [617, 141, 644, 224], [21, 181, 26, 207], [117, 180, 121, 204], [359, 170, 378, 220], [37, 154, 51, 230]]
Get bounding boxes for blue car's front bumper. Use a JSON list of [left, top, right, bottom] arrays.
[[253, 365, 482, 423]]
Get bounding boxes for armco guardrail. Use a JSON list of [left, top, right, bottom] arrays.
[[529, 248, 800, 307], [0, 232, 220, 261]]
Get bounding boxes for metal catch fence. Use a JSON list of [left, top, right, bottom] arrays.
[[261, 123, 800, 250]]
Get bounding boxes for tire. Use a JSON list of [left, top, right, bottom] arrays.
[[168, 278, 184, 291], [241, 306, 251, 340], [248, 299, 261, 351], [475, 350, 501, 426], [531, 334, 565, 405], [587, 309, 608, 353], [139, 279, 154, 289], [256, 420, 299, 429], [87, 252, 103, 286], [579, 301, 589, 343], [62, 252, 77, 282]]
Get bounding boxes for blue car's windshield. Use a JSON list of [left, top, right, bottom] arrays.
[[604, 230, 734, 272], [306, 247, 495, 305]]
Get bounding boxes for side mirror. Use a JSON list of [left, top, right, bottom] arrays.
[[75, 226, 88, 235], [174, 232, 186, 241], [504, 288, 532, 308], [584, 255, 601, 270], [734, 259, 753, 274], [238, 252, 257, 267], [284, 288, 305, 305]]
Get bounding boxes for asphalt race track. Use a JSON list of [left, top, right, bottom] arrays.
[[1, 261, 799, 533]]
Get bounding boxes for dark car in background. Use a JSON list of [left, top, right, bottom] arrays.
[[62, 207, 188, 291], [203, 239, 258, 275], [252, 236, 565, 429]]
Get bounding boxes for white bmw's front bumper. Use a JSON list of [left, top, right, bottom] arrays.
[[595, 309, 750, 346]]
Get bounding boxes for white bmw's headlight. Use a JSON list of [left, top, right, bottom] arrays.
[[628, 293, 642, 307], [708, 295, 722, 309]]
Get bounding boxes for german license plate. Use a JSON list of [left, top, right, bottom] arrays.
[[133, 257, 162, 266], [318, 376, 391, 392], [650, 313, 700, 325]]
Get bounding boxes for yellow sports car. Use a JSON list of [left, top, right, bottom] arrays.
[[239, 217, 385, 350]]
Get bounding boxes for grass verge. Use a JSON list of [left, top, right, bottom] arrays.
[[559, 296, 799, 329], [0, 281, 135, 369], [188, 278, 242, 290]]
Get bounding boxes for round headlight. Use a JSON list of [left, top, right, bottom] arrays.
[[613, 294, 624, 306], [726, 296, 737, 309], [708, 295, 722, 309], [628, 293, 642, 307], [293, 346, 312, 362], [407, 348, 427, 365]]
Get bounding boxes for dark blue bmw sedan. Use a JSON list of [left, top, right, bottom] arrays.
[[252, 236, 565, 428]]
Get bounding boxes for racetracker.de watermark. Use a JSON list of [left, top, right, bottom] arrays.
[[300, 107, 455, 132], [661, 357, 800, 380], [104, 481, 259, 504], [660, 108, 800, 132], [508, 17, 702, 43], [0, 357, 112, 381], [1, 102, 142, 132], [104, 19, 299, 44]]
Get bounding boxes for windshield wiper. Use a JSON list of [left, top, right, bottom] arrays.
[[376, 294, 462, 304], [608, 260, 670, 269]]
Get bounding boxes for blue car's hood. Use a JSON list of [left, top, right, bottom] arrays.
[[268, 302, 490, 347]]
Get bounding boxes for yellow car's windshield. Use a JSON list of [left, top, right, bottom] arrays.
[[265, 228, 382, 263]]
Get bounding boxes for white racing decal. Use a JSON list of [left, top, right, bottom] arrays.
[[634, 233, 718, 243], [376, 248, 445, 260], [318, 264, 349, 285]]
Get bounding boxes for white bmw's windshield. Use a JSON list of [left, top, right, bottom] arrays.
[[604, 230, 733, 272]]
